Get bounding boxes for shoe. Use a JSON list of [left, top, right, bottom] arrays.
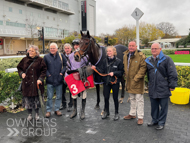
[[27, 114, 33, 121], [35, 113, 40, 121], [54, 111, 62, 116], [123, 115, 136, 120], [137, 119, 143, 125], [59, 104, 66, 110], [113, 113, 119, 121], [147, 122, 158, 127], [119, 97, 124, 104], [155, 125, 164, 130], [67, 107, 72, 112], [45, 112, 51, 118], [101, 111, 108, 119]]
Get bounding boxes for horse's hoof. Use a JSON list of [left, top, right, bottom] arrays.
[[94, 105, 100, 110], [119, 98, 124, 104]]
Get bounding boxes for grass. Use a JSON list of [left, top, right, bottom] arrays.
[[146, 54, 190, 63]]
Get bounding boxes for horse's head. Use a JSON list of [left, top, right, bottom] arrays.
[[74, 30, 92, 62]]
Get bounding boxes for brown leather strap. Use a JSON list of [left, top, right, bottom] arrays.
[[93, 68, 117, 84]]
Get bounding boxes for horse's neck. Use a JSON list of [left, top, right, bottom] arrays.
[[88, 44, 100, 65]]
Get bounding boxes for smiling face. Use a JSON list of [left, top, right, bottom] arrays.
[[28, 48, 37, 58], [151, 43, 162, 58], [107, 48, 114, 58], [50, 44, 58, 55], [128, 41, 137, 53]]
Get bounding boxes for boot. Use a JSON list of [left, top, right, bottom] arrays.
[[70, 99, 77, 119], [80, 99, 86, 120]]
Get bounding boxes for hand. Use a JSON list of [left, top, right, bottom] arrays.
[[37, 80, 42, 85], [60, 73, 63, 75], [22, 73, 26, 79], [108, 72, 114, 77], [91, 65, 96, 70], [170, 88, 175, 91]]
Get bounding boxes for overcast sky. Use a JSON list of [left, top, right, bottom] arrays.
[[96, 0, 190, 36]]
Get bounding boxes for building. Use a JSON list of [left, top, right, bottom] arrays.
[[0, 0, 96, 55], [149, 38, 181, 48]]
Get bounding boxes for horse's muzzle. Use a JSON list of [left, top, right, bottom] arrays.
[[74, 54, 80, 62]]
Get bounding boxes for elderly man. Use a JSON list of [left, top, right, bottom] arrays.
[[145, 43, 178, 130], [60, 43, 73, 112], [123, 41, 147, 125], [44, 43, 67, 118]]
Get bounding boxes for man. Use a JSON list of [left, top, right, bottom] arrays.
[[60, 43, 73, 112], [145, 43, 178, 130], [123, 41, 147, 125], [44, 43, 67, 118], [66, 39, 89, 120]]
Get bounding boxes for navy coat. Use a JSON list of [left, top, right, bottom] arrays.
[[145, 51, 178, 98], [44, 51, 67, 86]]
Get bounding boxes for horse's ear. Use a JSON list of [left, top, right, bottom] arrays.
[[87, 30, 91, 38], [80, 30, 83, 36]]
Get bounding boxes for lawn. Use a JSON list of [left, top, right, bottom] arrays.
[[146, 54, 190, 63]]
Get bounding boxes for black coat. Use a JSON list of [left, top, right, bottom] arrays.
[[44, 51, 67, 86], [97, 56, 124, 85], [145, 51, 178, 99], [17, 55, 47, 97]]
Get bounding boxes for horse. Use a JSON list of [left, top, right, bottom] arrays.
[[74, 31, 128, 109]]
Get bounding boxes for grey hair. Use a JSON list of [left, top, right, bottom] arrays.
[[50, 43, 58, 49], [64, 43, 72, 49], [28, 45, 39, 56]]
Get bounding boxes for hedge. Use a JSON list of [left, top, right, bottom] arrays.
[[0, 66, 190, 106]]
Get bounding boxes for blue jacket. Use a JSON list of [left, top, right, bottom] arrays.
[[44, 52, 67, 86], [145, 51, 178, 98]]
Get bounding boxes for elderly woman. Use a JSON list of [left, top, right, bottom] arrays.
[[17, 45, 47, 121], [91, 46, 124, 121]]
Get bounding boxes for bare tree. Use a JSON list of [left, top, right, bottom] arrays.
[[156, 22, 178, 37], [25, 16, 39, 44]]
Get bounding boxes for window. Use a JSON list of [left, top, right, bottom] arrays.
[[9, 7, 12, 12], [53, 17, 55, 21], [30, 12, 33, 16], [0, 20, 3, 25], [38, 14, 41, 18], [19, 9, 22, 14], [6, 21, 26, 28], [47, 16, 49, 19]]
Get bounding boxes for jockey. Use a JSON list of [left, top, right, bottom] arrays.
[[66, 39, 89, 120]]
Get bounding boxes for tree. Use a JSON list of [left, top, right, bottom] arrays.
[[139, 22, 165, 46], [25, 16, 38, 44], [156, 22, 178, 37], [115, 25, 136, 45]]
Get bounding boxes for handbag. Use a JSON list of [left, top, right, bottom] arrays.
[[17, 59, 36, 92]]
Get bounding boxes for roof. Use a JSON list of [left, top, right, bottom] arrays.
[[149, 38, 181, 43]]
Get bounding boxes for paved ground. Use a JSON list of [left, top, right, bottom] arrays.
[[0, 87, 190, 143]]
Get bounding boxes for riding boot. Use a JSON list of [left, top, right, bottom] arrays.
[[80, 99, 86, 120], [70, 99, 77, 119]]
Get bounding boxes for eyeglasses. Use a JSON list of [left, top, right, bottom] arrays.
[[151, 48, 160, 50]]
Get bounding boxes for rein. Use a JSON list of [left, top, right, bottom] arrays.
[[93, 68, 117, 84]]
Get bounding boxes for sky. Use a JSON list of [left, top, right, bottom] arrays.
[[96, 0, 190, 36]]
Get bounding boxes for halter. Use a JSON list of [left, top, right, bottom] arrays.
[[78, 37, 92, 59]]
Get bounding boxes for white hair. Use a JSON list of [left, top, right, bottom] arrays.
[[50, 43, 58, 49], [64, 43, 72, 49]]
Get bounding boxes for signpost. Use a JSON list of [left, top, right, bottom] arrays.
[[131, 8, 144, 49]]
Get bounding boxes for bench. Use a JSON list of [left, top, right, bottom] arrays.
[[17, 50, 27, 55]]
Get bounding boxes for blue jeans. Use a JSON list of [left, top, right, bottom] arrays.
[[46, 84, 62, 112]]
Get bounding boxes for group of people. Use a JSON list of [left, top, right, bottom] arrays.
[[17, 39, 178, 130]]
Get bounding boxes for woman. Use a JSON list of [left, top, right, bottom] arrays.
[[17, 45, 47, 121], [91, 46, 124, 121]]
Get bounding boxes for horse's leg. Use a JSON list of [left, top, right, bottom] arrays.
[[94, 84, 100, 109], [119, 76, 125, 104]]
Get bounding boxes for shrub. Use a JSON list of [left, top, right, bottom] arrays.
[[0, 58, 22, 71]]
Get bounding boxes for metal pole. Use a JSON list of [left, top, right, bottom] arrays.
[[42, 27, 45, 54], [136, 20, 139, 49]]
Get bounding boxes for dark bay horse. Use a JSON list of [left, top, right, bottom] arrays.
[[74, 31, 128, 109]]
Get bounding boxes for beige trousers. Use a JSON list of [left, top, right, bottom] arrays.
[[72, 90, 87, 99], [129, 93, 144, 119]]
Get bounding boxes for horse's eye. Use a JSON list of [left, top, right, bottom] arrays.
[[85, 43, 88, 45]]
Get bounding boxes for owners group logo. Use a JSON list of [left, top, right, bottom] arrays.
[[6, 118, 57, 137]]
